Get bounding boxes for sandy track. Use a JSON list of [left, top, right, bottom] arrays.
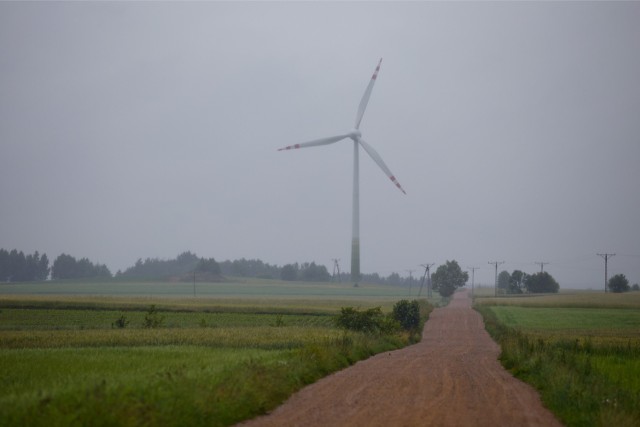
[[241, 290, 562, 426]]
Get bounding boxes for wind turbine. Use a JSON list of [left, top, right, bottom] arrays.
[[278, 58, 406, 285]]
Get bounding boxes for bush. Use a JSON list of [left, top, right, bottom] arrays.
[[392, 300, 420, 331], [334, 307, 397, 334], [111, 315, 129, 329], [608, 274, 630, 293], [143, 305, 165, 328], [335, 301, 433, 343]]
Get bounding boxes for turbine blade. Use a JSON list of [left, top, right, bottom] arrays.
[[277, 134, 350, 151], [354, 58, 382, 130], [359, 138, 406, 194]]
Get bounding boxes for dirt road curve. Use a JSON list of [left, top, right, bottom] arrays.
[[241, 290, 562, 427]]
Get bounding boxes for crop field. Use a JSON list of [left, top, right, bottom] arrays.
[[0, 279, 433, 426], [476, 291, 640, 426], [0, 277, 430, 300], [475, 290, 640, 309]]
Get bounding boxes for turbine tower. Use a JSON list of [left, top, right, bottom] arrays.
[[278, 59, 405, 285]]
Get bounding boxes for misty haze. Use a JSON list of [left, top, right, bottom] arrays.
[[1, 2, 640, 426]]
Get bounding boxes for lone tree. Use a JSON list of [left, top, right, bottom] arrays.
[[431, 260, 468, 297], [608, 274, 630, 293], [524, 272, 559, 293]]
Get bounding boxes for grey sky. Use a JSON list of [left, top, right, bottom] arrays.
[[1, 2, 639, 288]]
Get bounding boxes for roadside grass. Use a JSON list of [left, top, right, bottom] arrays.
[[0, 294, 433, 426], [477, 302, 640, 427]]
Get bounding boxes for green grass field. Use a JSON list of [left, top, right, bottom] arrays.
[[0, 279, 434, 426], [476, 292, 640, 427], [489, 306, 640, 336]]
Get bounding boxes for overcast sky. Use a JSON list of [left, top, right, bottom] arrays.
[[1, 2, 639, 288]]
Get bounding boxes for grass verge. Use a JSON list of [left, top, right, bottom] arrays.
[[477, 305, 640, 427]]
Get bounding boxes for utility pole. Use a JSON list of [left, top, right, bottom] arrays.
[[332, 258, 341, 282], [467, 266, 480, 298], [597, 253, 615, 293], [406, 269, 415, 296], [488, 261, 505, 297], [534, 261, 549, 273], [193, 271, 196, 298], [419, 263, 434, 297]]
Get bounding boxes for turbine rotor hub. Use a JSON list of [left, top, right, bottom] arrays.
[[348, 129, 362, 141]]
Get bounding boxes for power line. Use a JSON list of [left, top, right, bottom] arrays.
[[597, 253, 615, 293], [488, 261, 505, 297], [534, 261, 550, 273]]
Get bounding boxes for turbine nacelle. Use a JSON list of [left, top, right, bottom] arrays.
[[348, 129, 362, 141]]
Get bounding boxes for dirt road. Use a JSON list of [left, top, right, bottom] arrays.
[[242, 290, 562, 427]]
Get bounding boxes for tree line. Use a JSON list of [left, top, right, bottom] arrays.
[[0, 249, 552, 290], [2, 249, 387, 284], [51, 254, 111, 280], [497, 270, 560, 294], [119, 254, 437, 285], [116, 251, 222, 282], [0, 248, 111, 282], [116, 253, 332, 283], [331, 272, 422, 287], [116, 251, 205, 279], [280, 262, 331, 282], [0, 249, 49, 282], [8, 248, 634, 291], [1, 249, 335, 283]]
